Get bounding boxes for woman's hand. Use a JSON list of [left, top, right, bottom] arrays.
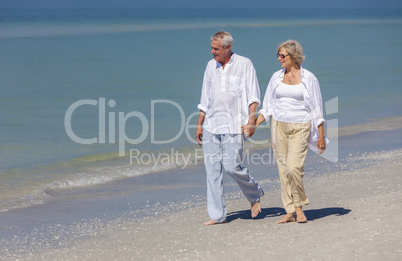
[[317, 123, 326, 155], [317, 137, 326, 155]]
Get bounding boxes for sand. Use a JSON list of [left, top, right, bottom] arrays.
[[13, 148, 402, 261]]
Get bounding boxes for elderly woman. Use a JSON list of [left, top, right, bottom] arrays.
[[244, 40, 327, 223]]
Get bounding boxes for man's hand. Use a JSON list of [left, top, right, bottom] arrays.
[[196, 110, 206, 146], [196, 126, 203, 146]]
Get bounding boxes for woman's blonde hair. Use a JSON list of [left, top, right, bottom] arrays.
[[277, 40, 305, 66]]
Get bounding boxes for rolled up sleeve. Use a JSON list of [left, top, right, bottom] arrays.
[[245, 62, 260, 106], [311, 77, 325, 127], [258, 72, 278, 122], [197, 66, 210, 113]]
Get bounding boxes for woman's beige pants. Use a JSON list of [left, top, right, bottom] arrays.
[[271, 118, 311, 213]]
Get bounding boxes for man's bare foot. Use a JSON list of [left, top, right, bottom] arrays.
[[296, 207, 307, 223], [251, 201, 261, 218], [203, 219, 227, 226], [276, 213, 296, 224]]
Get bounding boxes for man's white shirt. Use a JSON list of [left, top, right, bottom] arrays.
[[198, 53, 260, 134]]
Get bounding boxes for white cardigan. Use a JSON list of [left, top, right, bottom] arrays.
[[259, 67, 329, 149]]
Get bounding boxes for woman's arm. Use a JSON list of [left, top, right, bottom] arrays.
[[255, 114, 266, 128]]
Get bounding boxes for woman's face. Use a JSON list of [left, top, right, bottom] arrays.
[[277, 47, 294, 68]]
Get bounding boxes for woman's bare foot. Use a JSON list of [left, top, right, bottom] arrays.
[[276, 213, 296, 224], [203, 219, 227, 226], [251, 201, 261, 218], [296, 206, 307, 223]]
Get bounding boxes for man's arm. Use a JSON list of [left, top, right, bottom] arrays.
[[242, 102, 258, 138], [196, 110, 206, 146]]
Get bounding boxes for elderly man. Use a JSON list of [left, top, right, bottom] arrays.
[[196, 31, 264, 225]]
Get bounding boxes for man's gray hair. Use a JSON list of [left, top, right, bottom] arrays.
[[211, 31, 233, 48]]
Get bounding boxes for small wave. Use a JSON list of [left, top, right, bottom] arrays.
[[49, 147, 204, 190], [0, 188, 50, 213]]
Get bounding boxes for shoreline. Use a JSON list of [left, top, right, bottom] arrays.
[[1, 116, 402, 214], [5, 148, 402, 260]]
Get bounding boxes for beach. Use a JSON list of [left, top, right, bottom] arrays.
[[1, 7, 402, 260]]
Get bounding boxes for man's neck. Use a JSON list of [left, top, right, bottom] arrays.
[[220, 52, 233, 70]]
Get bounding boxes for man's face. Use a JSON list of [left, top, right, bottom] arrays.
[[211, 39, 231, 64]]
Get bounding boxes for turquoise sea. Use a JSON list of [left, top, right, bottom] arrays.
[[0, 8, 402, 214]]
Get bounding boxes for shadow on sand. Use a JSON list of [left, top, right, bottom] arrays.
[[226, 207, 351, 223]]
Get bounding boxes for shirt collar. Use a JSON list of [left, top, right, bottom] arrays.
[[216, 52, 236, 68]]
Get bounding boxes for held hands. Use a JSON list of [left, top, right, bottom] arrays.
[[196, 124, 255, 146], [241, 123, 256, 138]]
